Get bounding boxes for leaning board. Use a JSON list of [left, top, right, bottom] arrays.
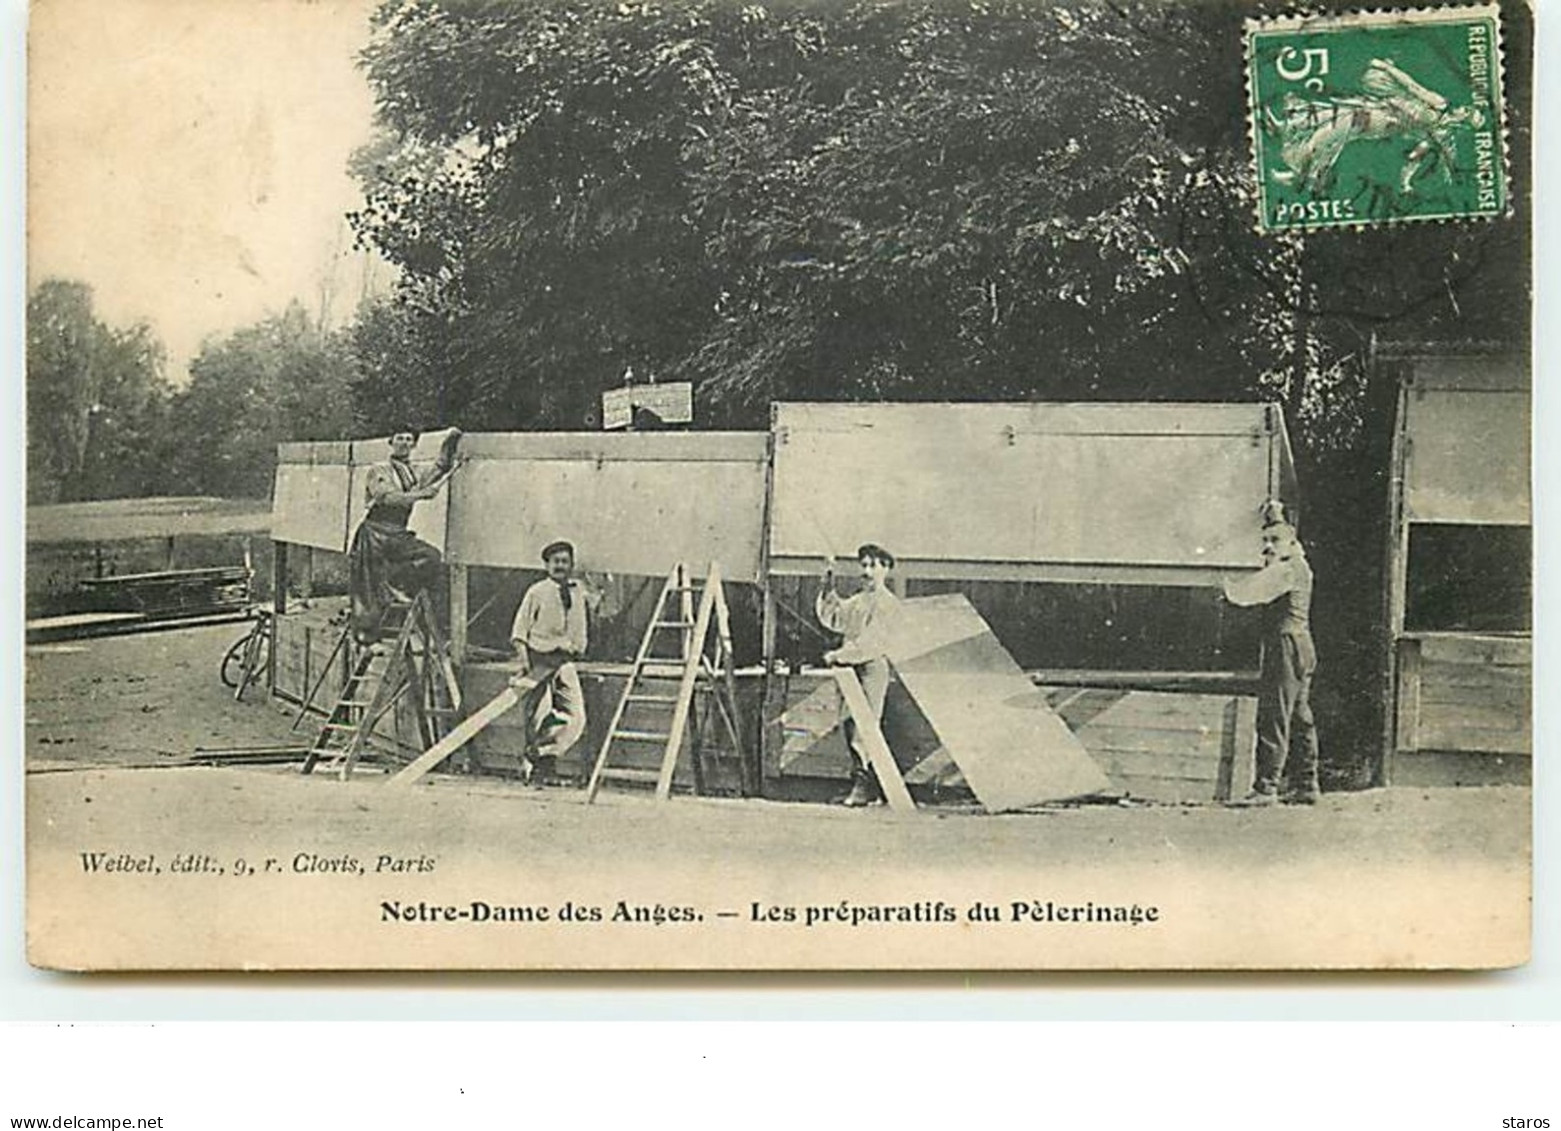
[[883, 594, 1111, 810]]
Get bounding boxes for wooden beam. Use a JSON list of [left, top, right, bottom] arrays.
[[299, 545, 315, 599], [1030, 669, 1259, 692], [272, 541, 289, 616], [1393, 640, 1423, 777], [455, 431, 768, 463], [449, 563, 469, 665], [768, 555, 1242, 588], [389, 681, 531, 788], [832, 667, 916, 814], [1380, 378, 1411, 787], [757, 423, 779, 796]]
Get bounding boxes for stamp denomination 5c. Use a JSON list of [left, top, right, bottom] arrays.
[[1246, 5, 1506, 232]]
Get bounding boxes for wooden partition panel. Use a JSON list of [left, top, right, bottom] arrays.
[[272, 442, 353, 552], [443, 433, 768, 579], [769, 403, 1284, 580], [1404, 390, 1530, 525]]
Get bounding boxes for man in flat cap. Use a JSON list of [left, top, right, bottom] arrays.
[[1221, 502, 1321, 806], [509, 539, 602, 784], [348, 425, 462, 645], [817, 542, 902, 807]]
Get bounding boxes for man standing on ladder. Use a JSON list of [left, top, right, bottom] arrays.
[[510, 540, 603, 785], [1221, 502, 1322, 807], [349, 425, 462, 645], [817, 543, 901, 807]]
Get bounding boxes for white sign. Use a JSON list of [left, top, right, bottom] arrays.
[[601, 382, 694, 430]]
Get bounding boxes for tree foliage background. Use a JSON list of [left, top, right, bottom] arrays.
[[162, 303, 359, 499], [347, 0, 1527, 438], [27, 289, 358, 503], [27, 280, 172, 505]]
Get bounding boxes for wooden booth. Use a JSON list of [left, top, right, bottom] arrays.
[[268, 401, 1299, 804], [1378, 348, 1531, 786], [269, 431, 770, 788], [763, 402, 1296, 805]]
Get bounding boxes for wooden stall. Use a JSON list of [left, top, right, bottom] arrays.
[[1378, 348, 1531, 786], [443, 431, 769, 784], [763, 402, 1293, 804], [269, 430, 769, 778], [268, 405, 1296, 802]]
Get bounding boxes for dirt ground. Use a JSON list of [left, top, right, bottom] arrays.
[[24, 623, 1533, 972]]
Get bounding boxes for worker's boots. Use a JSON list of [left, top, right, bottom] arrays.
[[524, 753, 557, 787], [842, 767, 883, 808]]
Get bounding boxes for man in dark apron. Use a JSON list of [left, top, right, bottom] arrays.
[[348, 426, 462, 645]]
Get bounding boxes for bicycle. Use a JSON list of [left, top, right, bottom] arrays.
[[220, 604, 274, 701]]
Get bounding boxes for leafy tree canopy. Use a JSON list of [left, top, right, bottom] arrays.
[[349, 0, 1526, 441], [27, 279, 171, 504], [165, 303, 359, 499]]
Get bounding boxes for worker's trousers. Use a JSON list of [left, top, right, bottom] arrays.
[[1254, 630, 1320, 795], [841, 658, 891, 771], [521, 649, 587, 760]]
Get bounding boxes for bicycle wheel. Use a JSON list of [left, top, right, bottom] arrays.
[[244, 626, 273, 690], [220, 632, 253, 689]]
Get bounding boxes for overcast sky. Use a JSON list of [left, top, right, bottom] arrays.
[[28, 0, 382, 383]]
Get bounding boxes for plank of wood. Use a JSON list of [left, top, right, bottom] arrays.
[[26, 611, 146, 631], [1419, 657, 1531, 686], [388, 683, 526, 788], [1084, 747, 1233, 779], [1034, 669, 1258, 689], [1062, 693, 1238, 728], [774, 682, 846, 770], [1416, 634, 1530, 667], [1072, 726, 1225, 757], [1417, 706, 1531, 752], [901, 747, 956, 786], [1421, 679, 1530, 709], [1395, 642, 1423, 756], [881, 595, 1111, 810], [833, 668, 916, 814]]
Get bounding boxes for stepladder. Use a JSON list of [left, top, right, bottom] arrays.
[[300, 590, 463, 781], [586, 562, 745, 803]]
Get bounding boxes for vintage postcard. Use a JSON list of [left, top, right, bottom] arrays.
[[24, 0, 1532, 971]]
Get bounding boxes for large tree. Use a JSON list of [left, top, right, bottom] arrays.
[[349, 0, 1237, 429], [165, 302, 359, 499], [27, 279, 172, 504]]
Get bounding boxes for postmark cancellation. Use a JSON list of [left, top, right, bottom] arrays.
[[1246, 5, 1507, 232]]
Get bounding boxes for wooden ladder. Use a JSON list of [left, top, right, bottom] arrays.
[[300, 591, 462, 780], [586, 562, 744, 803]]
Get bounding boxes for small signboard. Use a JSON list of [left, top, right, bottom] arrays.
[[601, 381, 694, 430]]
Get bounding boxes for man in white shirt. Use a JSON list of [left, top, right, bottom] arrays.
[[1221, 505, 1320, 807], [509, 540, 600, 784], [817, 543, 901, 807]]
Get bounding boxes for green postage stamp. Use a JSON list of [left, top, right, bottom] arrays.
[[1246, 5, 1506, 232]]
